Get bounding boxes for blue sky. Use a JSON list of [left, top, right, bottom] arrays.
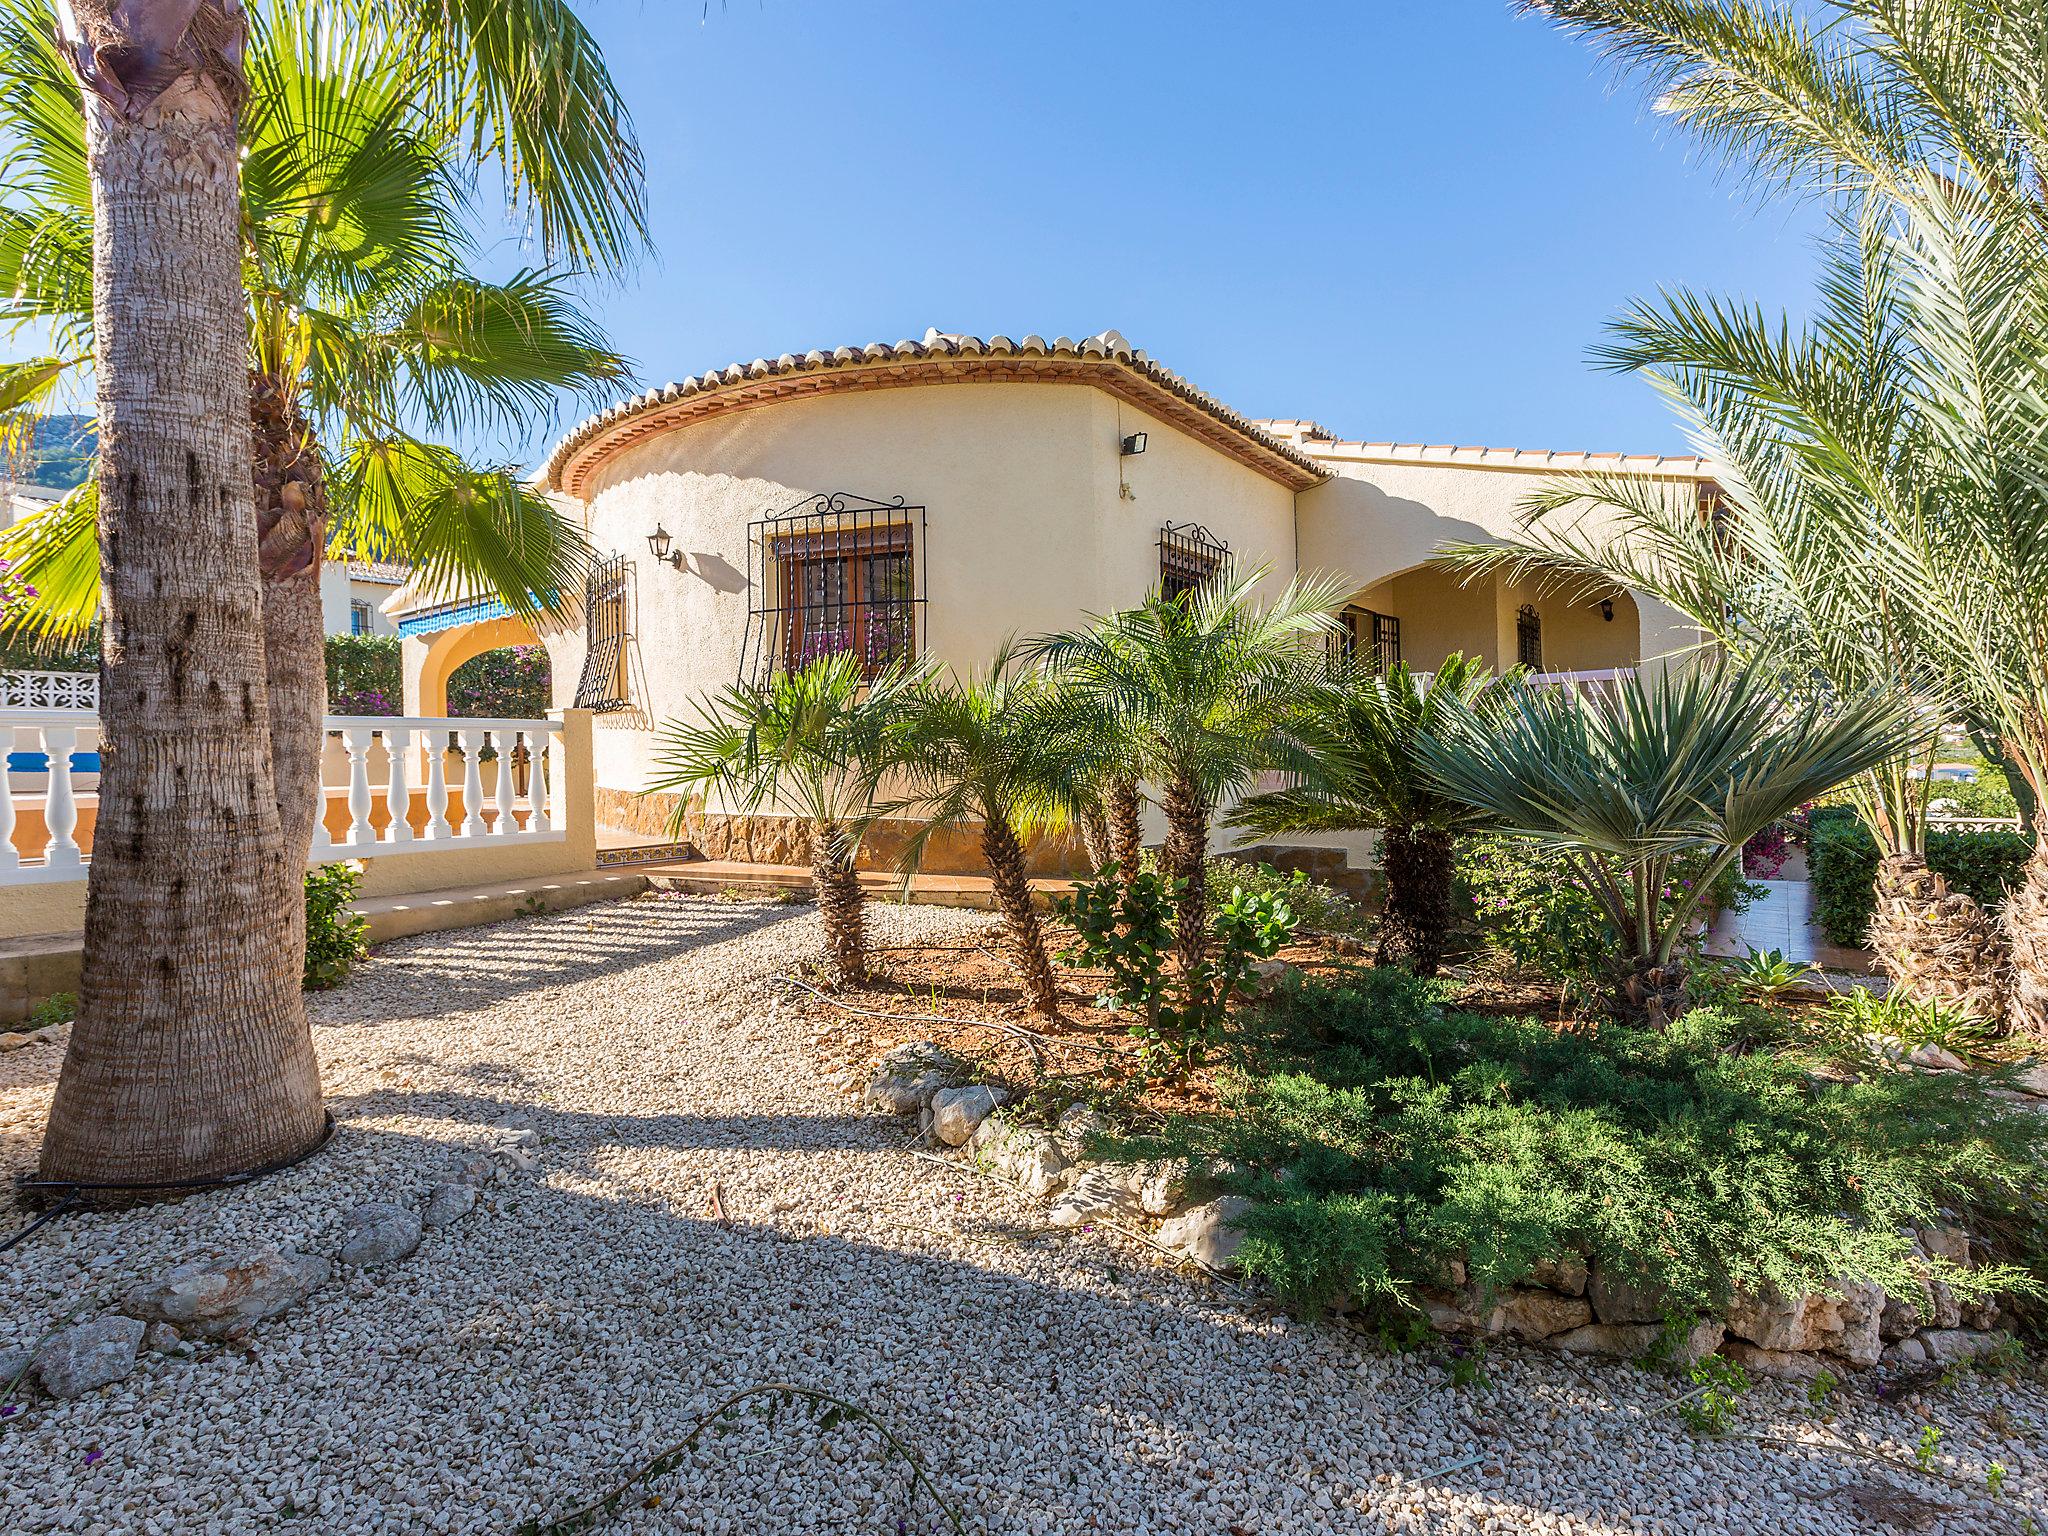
[[523, 0, 1824, 463], [12, 2, 1830, 464]]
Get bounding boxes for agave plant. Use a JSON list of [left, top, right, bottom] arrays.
[[893, 646, 1069, 1019], [1419, 659, 1919, 1023], [1231, 654, 1501, 977], [650, 655, 927, 987], [1029, 566, 1345, 986]]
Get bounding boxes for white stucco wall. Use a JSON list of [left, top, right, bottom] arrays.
[[545, 381, 1298, 799]]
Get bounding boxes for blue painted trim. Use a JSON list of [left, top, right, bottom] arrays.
[[396, 594, 514, 638]]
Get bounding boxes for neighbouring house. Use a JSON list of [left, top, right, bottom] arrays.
[[389, 328, 1716, 875], [323, 554, 406, 639]]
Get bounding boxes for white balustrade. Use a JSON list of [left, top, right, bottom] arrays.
[[0, 670, 97, 710], [0, 711, 565, 883]]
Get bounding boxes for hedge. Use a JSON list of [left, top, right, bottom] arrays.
[[325, 634, 402, 716], [1810, 817, 2032, 947]]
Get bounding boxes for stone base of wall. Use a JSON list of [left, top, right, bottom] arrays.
[[595, 787, 1089, 877]]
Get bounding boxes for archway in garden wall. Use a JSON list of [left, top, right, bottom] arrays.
[[445, 641, 552, 720]]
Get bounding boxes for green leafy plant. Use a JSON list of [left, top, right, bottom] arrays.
[[324, 635, 403, 718], [1055, 866, 1298, 1072], [1714, 947, 1822, 1004], [1209, 860, 1369, 939], [1677, 1356, 1750, 1437], [1988, 1461, 2008, 1498], [447, 645, 551, 720], [1445, 1340, 1489, 1391], [23, 990, 74, 1027], [1813, 988, 1996, 1058], [1805, 1368, 1838, 1411], [303, 862, 369, 991], [1915, 1423, 1942, 1472]]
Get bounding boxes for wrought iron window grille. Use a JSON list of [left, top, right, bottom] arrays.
[[741, 492, 928, 684], [1332, 604, 1401, 674], [1158, 521, 1230, 601], [572, 552, 633, 711], [1516, 603, 1544, 671]]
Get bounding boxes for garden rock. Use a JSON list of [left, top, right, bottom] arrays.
[[1906, 1043, 1967, 1072], [338, 1202, 423, 1268], [862, 1042, 956, 1115], [0, 1347, 32, 1393], [928, 1085, 997, 1147], [1133, 1158, 1189, 1216], [1722, 1340, 1830, 1381], [1048, 1165, 1145, 1227], [1054, 1104, 1111, 1159], [121, 1247, 330, 1341], [2016, 1064, 2048, 1097], [34, 1316, 144, 1400], [1587, 1263, 1671, 1325], [1551, 1318, 1725, 1366], [1247, 958, 1302, 994], [422, 1181, 479, 1229], [1155, 1195, 1252, 1272], [141, 1323, 184, 1356], [1726, 1278, 1883, 1366], [1917, 1328, 2010, 1366], [1484, 1289, 1594, 1340], [968, 1112, 1071, 1197], [1529, 1255, 1589, 1297]]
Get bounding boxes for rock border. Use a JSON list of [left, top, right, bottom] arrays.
[[1, 1116, 542, 1409], [860, 1042, 2012, 1382]]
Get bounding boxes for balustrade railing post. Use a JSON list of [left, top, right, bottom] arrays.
[[459, 729, 487, 837], [345, 725, 376, 845], [424, 729, 451, 839], [493, 730, 518, 836], [383, 726, 415, 844], [526, 728, 551, 835], [41, 723, 80, 871], [0, 723, 17, 871]]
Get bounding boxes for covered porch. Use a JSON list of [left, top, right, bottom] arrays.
[[1334, 563, 1644, 681]]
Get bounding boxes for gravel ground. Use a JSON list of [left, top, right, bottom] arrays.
[[1, 892, 2043, 1535]]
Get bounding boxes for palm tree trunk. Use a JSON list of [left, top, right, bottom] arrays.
[[1076, 802, 1109, 873], [810, 818, 868, 985], [981, 814, 1060, 1018], [1870, 855, 2011, 1027], [1162, 772, 1212, 985], [40, 0, 325, 1188], [1376, 825, 1454, 977], [1107, 776, 1143, 882], [2003, 839, 2048, 1037], [251, 369, 330, 870]]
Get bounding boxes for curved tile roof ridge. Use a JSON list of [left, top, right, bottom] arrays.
[[540, 327, 1326, 496]]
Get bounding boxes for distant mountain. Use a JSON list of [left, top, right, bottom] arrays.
[[7, 414, 95, 492]]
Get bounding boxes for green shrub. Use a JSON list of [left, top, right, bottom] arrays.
[[304, 861, 369, 990], [1142, 968, 2046, 1317], [325, 634, 403, 716], [1455, 834, 1615, 997], [1208, 859, 1369, 937], [1055, 866, 1297, 1072], [1810, 818, 2031, 946], [447, 644, 551, 718]]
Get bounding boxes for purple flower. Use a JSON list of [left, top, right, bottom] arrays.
[[82, 1447, 103, 1467], [0, 1403, 20, 1419]]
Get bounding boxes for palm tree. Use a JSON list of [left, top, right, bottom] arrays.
[[895, 647, 1069, 1019], [1231, 655, 1499, 977], [14, 0, 643, 1187], [650, 655, 927, 986], [1520, 0, 2048, 1032], [1419, 659, 1919, 1024], [0, 0, 632, 862], [1030, 567, 1345, 987], [1437, 217, 2007, 1020]]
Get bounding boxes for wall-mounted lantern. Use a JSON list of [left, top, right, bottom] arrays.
[[1120, 431, 1148, 457], [1598, 597, 1615, 623], [645, 524, 683, 570]]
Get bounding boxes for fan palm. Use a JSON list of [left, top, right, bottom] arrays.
[[650, 655, 927, 987], [10, 0, 642, 1188], [1521, 0, 2048, 1032], [1231, 654, 1500, 977], [1420, 658, 1920, 1024], [1029, 567, 1345, 987], [895, 646, 1070, 1019]]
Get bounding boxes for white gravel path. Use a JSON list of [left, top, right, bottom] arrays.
[[1, 892, 2042, 1535]]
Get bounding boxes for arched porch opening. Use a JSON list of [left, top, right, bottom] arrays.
[[1336, 562, 1642, 678]]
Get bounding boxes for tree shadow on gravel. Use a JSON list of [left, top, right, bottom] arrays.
[[320, 896, 817, 1025], [0, 1114, 2027, 1536]]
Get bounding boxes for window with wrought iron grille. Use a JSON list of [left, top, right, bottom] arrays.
[[573, 553, 632, 710], [742, 493, 926, 681], [1516, 603, 1544, 670], [349, 600, 373, 637], [1158, 522, 1229, 601], [1338, 604, 1401, 672]]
